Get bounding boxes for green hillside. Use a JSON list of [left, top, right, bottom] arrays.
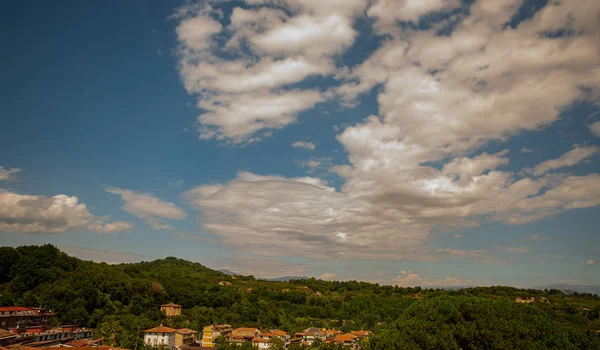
[[1, 245, 599, 349]]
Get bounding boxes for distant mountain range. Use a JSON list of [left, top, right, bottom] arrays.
[[264, 276, 309, 282], [217, 270, 309, 282], [535, 284, 600, 295]]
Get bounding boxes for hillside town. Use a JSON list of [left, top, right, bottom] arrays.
[[0, 304, 370, 350], [144, 323, 370, 349], [144, 303, 371, 349]]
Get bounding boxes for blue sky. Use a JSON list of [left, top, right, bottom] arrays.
[[1, 0, 599, 287]]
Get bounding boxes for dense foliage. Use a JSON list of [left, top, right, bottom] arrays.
[[1, 245, 599, 349]]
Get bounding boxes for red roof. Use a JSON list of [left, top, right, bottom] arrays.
[[0, 307, 32, 312], [143, 326, 176, 333]]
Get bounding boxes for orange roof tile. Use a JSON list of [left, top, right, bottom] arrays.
[[176, 328, 197, 334], [334, 334, 357, 342], [251, 338, 269, 343], [143, 325, 177, 333], [271, 329, 287, 337]]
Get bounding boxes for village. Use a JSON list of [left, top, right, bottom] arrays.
[[145, 303, 371, 350], [0, 303, 371, 350]]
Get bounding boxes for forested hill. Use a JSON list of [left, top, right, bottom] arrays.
[[1, 245, 599, 349]]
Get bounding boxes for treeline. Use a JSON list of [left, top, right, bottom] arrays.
[[0, 245, 599, 349]]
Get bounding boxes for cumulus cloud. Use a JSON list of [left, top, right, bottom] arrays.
[[174, 0, 366, 143], [496, 245, 529, 253], [180, 1, 600, 262], [106, 187, 186, 230], [0, 166, 21, 181], [392, 270, 472, 287], [292, 141, 316, 150], [531, 146, 598, 176], [317, 272, 337, 280], [0, 189, 132, 234], [368, 0, 462, 33]]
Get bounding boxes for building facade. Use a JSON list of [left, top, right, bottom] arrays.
[[201, 324, 232, 348], [143, 325, 176, 350], [174, 328, 197, 349], [160, 304, 182, 317]]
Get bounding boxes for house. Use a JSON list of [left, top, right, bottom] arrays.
[[201, 324, 231, 348], [217, 281, 231, 286], [230, 328, 258, 339], [229, 328, 258, 346], [0, 307, 54, 330], [349, 331, 371, 339], [160, 304, 182, 317], [269, 329, 289, 342], [143, 325, 176, 350], [251, 338, 269, 350], [333, 334, 358, 349], [326, 330, 341, 338], [174, 329, 197, 349], [9, 326, 94, 346]]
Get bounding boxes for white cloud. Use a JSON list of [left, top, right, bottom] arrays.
[[174, 0, 366, 143], [0, 166, 21, 181], [106, 187, 186, 230], [88, 220, 134, 234], [589, 121, 600, 136], [368, 0, 462, 33], [58, 245, 155, 264], [179, 1, 600, 262], [292, 141, 316, 150], [392, 270, 472, 287], [0, 189, 132, 234], [496, 245, 529, 253], [453, 234, 463, 239], [520, 147, 534, 153], [317, 272, 337, 280], [531, 146, 598, 176]]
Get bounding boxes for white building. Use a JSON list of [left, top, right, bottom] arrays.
[[143, 325, 176, 350]]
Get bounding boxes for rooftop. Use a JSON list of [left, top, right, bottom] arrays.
[[160, 303, 181, 308], [143, 326, 177, 333]]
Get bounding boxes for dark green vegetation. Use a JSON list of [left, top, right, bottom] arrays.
[[1, 245, 599, 349]]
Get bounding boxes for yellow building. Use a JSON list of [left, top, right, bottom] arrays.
[[174, 328, 197, 349], [202, 324, 232, 348], [160, 303, 182, 317]]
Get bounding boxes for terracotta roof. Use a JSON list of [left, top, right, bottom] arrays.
[[232, 328, 258, 332], [251, 338, 269, 343], [160, 303, 181, 308], [270, 330, 287, 337], [350, 331, 370, 337], [304, 331, 316, 336], [259, 332, 274, 337], [176, 328, 197, 335], [0, 307, 32, 312], [334, 334, 357, 342], [65, 338, 104, 347], [143, 325, 177, 333]]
